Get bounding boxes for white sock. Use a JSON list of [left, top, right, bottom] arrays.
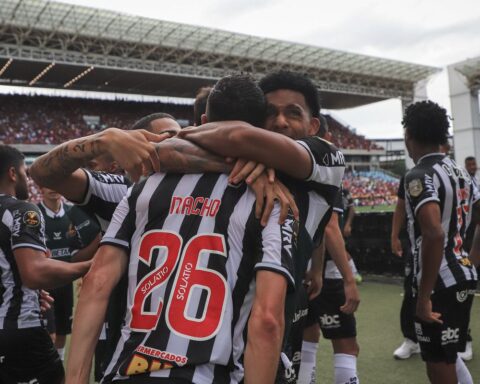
[[57, 347, 65, 361], [334, 353, 359, 384], [456, 356, 473, 384], [349, 259, 358, 274], [297, 341, 318, 384]]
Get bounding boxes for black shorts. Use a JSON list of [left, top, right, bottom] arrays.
[[414, 281, 476, 364], [50, 283, 74, 335], [306, 279, 357, 340], [0, 327, 64, 384]]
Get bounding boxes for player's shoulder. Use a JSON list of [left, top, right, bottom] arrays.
[[297, 136, 345, 167], [86, 169, 131, 187], [9, 200, 43, 227]]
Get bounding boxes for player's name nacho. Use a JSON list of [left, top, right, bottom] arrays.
[[169, 196, 221, 217]]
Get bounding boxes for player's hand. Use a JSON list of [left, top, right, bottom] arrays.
[[229, 159, 275, 185], [391, 237, 403, 257], [416, 297, 442, 324], [343, 224, 352, 238], [39, 290, 54, 313], [101, 128, 173, 182], [340, 280, 360, 314], [250, 174, 299, 226], [304, 268, 323, 300]]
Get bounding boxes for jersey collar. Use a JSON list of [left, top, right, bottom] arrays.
[[417, 152, 445, 164], [40, 201, 65, 219]]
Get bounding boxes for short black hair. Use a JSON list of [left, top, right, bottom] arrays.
[[465, 156, 476, 162], [130, 113, 176, 131], [207, 75, 266, 126], [259, 71, 320, 118], [0, 145, 24, 178], [317, 114, 329, 138], [402, 100, 449, 146], [194, 87, 212, 126]]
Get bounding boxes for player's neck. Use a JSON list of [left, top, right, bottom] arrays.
[[412, 145, 441, 164], [43, 198, 62, 213], [0, 183, 16, 198]]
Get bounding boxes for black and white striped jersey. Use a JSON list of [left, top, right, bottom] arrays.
[[100, 173, 296, 384], [76, 169, 131, 232], [0, 194, 47, 330], [404, 154, 480, 293]]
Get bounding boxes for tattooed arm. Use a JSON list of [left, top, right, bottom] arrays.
[[30, 128, 231, 202]]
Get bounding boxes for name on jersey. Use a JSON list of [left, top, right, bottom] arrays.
[[441, 163, 471, 184], [322, 151, 345, 166], [169, 196, 221, 217]]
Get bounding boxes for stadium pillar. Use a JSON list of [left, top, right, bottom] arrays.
[[448, 65, 480, 167]]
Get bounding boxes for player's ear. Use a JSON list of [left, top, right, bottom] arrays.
[[308, 117, 320, 136], [201, 113, 208, 125], [7, 166, 17, 183]]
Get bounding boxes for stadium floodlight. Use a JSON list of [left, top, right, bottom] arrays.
[[29, 62, 56, 86], [0, 58, 13, 77], [64, 66, 95, 88]]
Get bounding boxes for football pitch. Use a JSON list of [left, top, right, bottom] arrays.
[[315, 281, 480, 384], [68, 280, 480, 383]]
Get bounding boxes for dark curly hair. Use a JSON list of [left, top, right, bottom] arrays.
[[259, 71, 320, 118], [402, 100, 449, 146], [207, 74, 266, 127]]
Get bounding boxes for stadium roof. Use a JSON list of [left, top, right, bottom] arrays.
[[0, 0, 440, 108], [451, 56, 480, 92]]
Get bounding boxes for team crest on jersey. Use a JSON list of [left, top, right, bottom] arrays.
[[23, 210, 40, 227], [459, 257, 472, 267], [408, 179, 423, 197]]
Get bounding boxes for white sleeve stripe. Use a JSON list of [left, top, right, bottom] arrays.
[[309, 165, 344, 187], [297, 141, 316, 180], [414, 197, 441, 216], [76, 169, 93, 206], [333, 207, 343, 213], [11, 244, 47, 252], [254, 262, 295, 287], [100, 238, 130, 249]]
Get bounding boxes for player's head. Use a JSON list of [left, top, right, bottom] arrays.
[[40, 186, 61, 204], [205, 74, 266, 126], [402, 100, 449, 161], [259, 70, 320, 139], [130, 113, 181, 136], [0, 144, 29, 200], [194, 86, 212, 126], [317, 114, 332, 141], [465, 156, 477, 177]]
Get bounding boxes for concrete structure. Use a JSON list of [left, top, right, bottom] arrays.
[[448, 58, 480, 166]]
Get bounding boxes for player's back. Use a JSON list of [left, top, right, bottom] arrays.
[[405, 154, 479, 291], [101, 173, 295, 384], [0, 194, 44, 329]]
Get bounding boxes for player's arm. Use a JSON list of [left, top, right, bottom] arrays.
[[66, 245, 128, 384], [178, 121, 315, 179], [304, 242, 325, 300], [343, 203, 355, 238], [71, 233, 101, 262], [391, 197, 406, 257], [324, 212, 360, 314], [416, 202, 444, 324], [469, 201, 480, 267], [245, 270, 287, 384], [14, 248, 91, 290]]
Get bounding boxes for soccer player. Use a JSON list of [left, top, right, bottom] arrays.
[[38, 186, 101, 360], [403, 101, 480, 384], [67, 74, 297, 384], [391, 175, 421, 360], [178, 71, 347, 382], [0, 145, 91, 384]]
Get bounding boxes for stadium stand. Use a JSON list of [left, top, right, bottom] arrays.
[[0, 95, 192, 144], [325, 114, 383, 150], [343, 170, 399, 207]]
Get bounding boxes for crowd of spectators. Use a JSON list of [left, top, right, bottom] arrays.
[[343, 170, 399, 207], [325, 115, 383, 151], [0, 95, 192, 144]]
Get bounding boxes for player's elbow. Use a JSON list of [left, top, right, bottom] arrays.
[[422, 226, 444, 243], [248, 306, 284, 343]]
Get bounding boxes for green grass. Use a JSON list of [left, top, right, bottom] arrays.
[[356, 204, 395, 213], [315, 281, 480, 384], [67, 281, 479, 383]]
